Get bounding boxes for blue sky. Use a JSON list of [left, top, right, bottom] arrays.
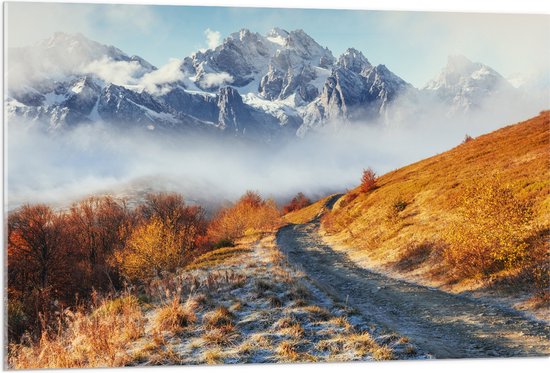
[[6, 2, 549, 87]]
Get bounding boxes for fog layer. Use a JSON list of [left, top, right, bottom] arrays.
[[7, 100, 544, 211]]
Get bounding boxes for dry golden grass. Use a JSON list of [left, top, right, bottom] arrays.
[[152, 297, 197, 335], [202, 324, 239, 346], [274, 316, 305, 338], [300, 305, 331, 321], [328, 316, 353, 331], [316, 331, 394, 361], [186, 246, 253, 270], [203, 347, 224, 364], [202, 306, 234, 330], [321, 112, 550, 292], [276, 340, 300, 361], [146, 345, 184, 365], [9, 295, 144, 369], [283, 195, 336, 224]]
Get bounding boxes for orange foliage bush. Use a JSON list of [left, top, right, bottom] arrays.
[[360, 168, 377, 193], [282, 192, 312, 214], [115, 217, 186, 283], [208, 191, 281, 244]]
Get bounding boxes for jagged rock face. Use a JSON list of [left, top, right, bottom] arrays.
[[7, 76, 103, 128], [313, 61, 411, 124], [183, 27, 334, 101], [299, 48, 410, 131], [424, 55, 515, 114], [258, 65, 285, 100], [98, 84, 166, 126], [64, 77, 101, 119], [337, 48, 372, 74], [259, 63, 319, 103], [216, 86, 286, 140], [217, 86, 253, 133], [183, 29, 273, 90], [159, 88, 218, 124]]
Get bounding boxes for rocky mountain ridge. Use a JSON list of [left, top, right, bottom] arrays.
[[6, 29, 541, 141]]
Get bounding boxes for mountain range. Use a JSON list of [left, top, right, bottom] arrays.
[[6, 29, 546, 141]]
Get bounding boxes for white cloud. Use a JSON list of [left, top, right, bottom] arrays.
[[139, 59, 184, 94], [82, 57, 145, 86], [81, 57, 184, 94], [205, 28, 222, 50], [201, 72, 234, 88]]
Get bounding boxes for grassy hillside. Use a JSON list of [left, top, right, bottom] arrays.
[[283, 195, 336, 224], [320, 111, 549, 302]]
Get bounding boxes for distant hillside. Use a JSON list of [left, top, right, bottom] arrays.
[[316, 111, 549, 308]]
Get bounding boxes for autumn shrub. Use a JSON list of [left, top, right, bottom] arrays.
[[7, 193, 208, 343], [495, 229, 550, 298], [462, 134, 474, 144], [444, 178, 535, 279], [137, 192, 208, 254], [115, 217, 186, 283], [208, 191, 281, 243], [282, 192, 312, 214], [360, 168, 377, 193], [527, 240, 550, 298]]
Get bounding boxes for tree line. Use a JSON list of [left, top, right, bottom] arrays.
[[7, 190, 311, 343]]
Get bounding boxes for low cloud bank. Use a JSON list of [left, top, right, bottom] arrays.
[[7, 100, 543, 212]]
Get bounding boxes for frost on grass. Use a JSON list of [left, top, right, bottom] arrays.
[[127, 235, 424, 365]]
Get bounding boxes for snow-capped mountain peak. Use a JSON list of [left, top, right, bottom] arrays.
[[337, 48, 372, 73], [425, 54, 504, 90], [266, 27, 290, 46], [424, 54, 515, 114]]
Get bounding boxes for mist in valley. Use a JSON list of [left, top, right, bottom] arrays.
[[7, 95, 545, 213]]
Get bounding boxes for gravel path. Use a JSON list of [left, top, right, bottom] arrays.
[[276, 197, 550, 359]]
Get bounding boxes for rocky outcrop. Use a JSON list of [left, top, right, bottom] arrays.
[[302, 50, 411, 129]]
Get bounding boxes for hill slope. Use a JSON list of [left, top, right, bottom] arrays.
[[316, 111, 549, 312]]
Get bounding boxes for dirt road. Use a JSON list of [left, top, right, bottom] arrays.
[[276, 197, 550, 358]]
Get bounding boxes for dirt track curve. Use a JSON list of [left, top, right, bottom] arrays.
[[276, 195, 550, 359]]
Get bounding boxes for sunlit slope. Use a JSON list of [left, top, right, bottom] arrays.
[[320, 111, 549, 288], [283, 195, 337, 224]]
